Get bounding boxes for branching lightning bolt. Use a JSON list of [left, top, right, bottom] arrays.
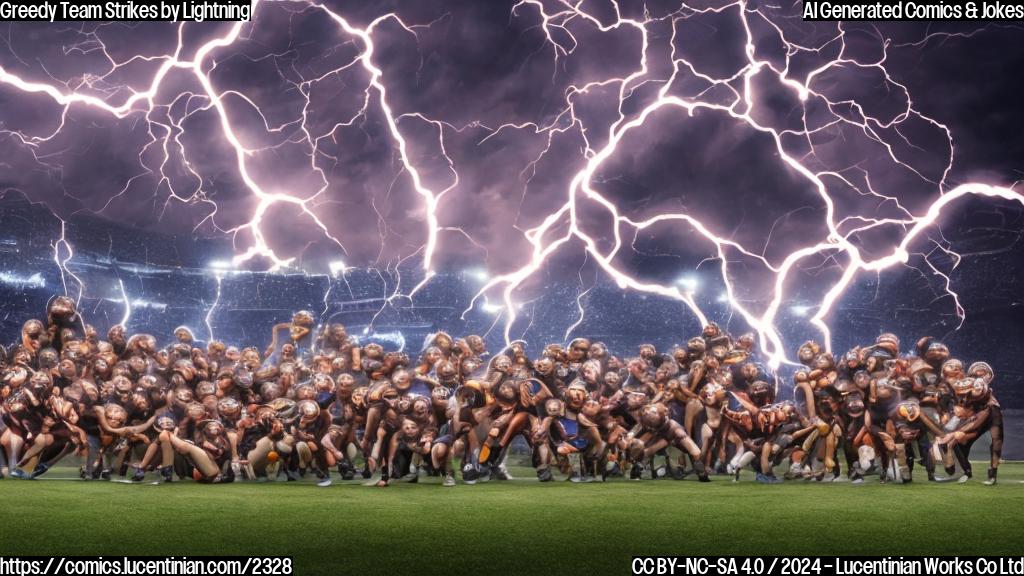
[[465, 1, 1024, 367], [0, 2, 1021, 366]]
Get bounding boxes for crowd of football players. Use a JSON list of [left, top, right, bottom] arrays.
[[0, 296, 1004, 486]]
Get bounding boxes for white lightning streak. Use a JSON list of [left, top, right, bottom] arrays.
[[0, 2, 1019, 367]]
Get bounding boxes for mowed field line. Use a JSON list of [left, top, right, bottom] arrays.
[[2, 463, 1023, 575]]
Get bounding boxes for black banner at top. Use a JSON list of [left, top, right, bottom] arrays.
[[0, 0, 253, 22]]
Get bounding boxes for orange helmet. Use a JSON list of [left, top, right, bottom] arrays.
[[952, 377, 975, 399], [941, 359, 964, 381], [722, 406, 753, 432], [954, 377, 990, 404], [896, 401, 920, 422], [967, 362, 994, 384], [875, 333, 900, 355]]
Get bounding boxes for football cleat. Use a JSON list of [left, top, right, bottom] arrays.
[[630, 464, 643, 481], [605, 461, 623, 478], [9, 468, 30, 480], [159, 466, 174, 483], [493, 465, 512, 481], [337, 462, 355, 480], [31, 463, 50, 479], [461, 464, 478, 485]]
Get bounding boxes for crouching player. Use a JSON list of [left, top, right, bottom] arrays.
[[623, 403, 709, 482]]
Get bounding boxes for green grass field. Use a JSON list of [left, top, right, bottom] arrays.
[[2, 463, 1023, 575]]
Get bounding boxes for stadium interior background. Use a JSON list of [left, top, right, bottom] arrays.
[[0, 191, 1019, 458]]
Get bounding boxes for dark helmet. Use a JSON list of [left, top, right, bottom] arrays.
[[37, 347, 59, 370], [217, 397, 242, 420], [195, 380, 217, 399], [640, 403, 668, 429], [155, 413, 177, 432]]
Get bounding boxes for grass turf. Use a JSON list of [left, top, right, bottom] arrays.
[[2, 463, 1023, 575]]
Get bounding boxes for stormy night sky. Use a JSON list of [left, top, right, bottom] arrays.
[[0, 1, 1023, 399]]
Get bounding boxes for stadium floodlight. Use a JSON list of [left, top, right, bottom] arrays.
[[717, 294, 729, 303], [131, 299, 167, 310], [362, 331, 407, 351], [329, 260, 347, 276], [208, 260, 232, 270], [466, 268, 489, 282], [0, 272, 46, 288], [791, 305, 810, 317], [676, 275, 699, 292], [481, 301, 503, 314]]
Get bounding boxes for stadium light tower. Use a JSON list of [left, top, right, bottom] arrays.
[[791, 305, 811, 317], [676, 275, 699, 293], [329, 260, 347, 276], [208, 260, 232, 271]]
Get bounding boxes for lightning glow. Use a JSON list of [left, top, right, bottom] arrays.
[[117, 278, 131, 328], [0, 2, 1020, 366], [205, 272, 223, 342]]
